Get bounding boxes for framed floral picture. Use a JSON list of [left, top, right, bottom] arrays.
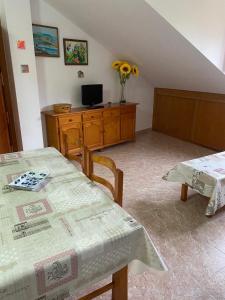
[[63, 38, 88, 65], [32, 24, 59, 57]]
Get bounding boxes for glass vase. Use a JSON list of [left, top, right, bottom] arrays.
[[120, 83, 126, 104]]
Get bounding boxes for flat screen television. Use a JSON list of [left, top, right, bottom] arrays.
[[81, 84, 103, 107]]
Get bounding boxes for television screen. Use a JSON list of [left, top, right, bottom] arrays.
[[81, 84, 103, 106]]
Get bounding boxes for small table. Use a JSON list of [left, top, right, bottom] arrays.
[[163, 151, 225, 216], [0, 147, 165, 300]]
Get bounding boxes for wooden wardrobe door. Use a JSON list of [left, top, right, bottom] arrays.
[[153, 94, 196, 141], [0, 80, 11, 154], [193, 100, 225, 150], [103, 109, 121, 146], [60, 122, 83, 155], [104, 116, 120, 145], [121, 113, 135, 141], [83, 119, 103, 149]]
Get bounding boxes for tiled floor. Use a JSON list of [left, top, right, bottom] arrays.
[[78, 130, 225, 300]]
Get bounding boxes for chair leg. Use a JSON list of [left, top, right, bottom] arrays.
[[112, 266, 128, 300], [83, 146, 92, 177], [181, 184, 188, 201], [115, 169, 123, 207]]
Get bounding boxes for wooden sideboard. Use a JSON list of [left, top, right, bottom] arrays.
[[43, 102, 137, 155], [152, 88, 225, 150]]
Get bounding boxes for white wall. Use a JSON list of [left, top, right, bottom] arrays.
[[30, 0, 153, 133], [1, 0, 43, 150], [146, 0, 225, 72], [45, 0, 225, 94]]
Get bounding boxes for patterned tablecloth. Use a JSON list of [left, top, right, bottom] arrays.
[[0, 147, 165, 300], [162, 151, 225, 216]]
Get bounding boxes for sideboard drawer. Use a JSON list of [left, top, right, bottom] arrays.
[[120, 105, 136, 114], [83, 111, 102, 121], [58, 114, 81, 126], [103, 109, 120, 118]]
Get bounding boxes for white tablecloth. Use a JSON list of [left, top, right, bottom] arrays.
[[163, 151, 225, 215], [0, 147, 165, 300]]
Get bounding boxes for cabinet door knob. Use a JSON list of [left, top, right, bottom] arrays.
[[69, 119, 73, 122]]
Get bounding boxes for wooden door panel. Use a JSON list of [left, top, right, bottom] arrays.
[[0, 24, 19, 152], [153, 94, 196, 141], [167, 96, 195, 140], [0, 82, 10, 154], [60, 122, 82, 155], [153, 95, 169, 133], [45, 115, 60, 150], [193, 101, 225, 150], [121, 113, 135, 140], [83, 120, 103, 149], [104, 116, 120, 145]]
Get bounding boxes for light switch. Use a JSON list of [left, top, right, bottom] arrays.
[[21, 65, 29, 73]]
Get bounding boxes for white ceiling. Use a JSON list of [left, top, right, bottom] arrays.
[[45, 0, 225, 93]]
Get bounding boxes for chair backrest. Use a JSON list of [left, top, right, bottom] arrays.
[[63, 128, 83, 168], [63, 133, 123, 206], [84, 147, 123, 206]]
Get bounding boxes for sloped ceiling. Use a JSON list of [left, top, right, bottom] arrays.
[[45, 0, 225, 93]]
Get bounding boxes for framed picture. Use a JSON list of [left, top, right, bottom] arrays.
[[63, 38, 88, 65], [32, 24, 59, 57]]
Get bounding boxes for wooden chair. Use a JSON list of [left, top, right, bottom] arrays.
[[64, 138, 127, 299], [63, 128, 84, 171], [84, 146, 123, 207], [78, 265, 128, 300], [63, 131, 123, 206], [78, 148, 127, 300]]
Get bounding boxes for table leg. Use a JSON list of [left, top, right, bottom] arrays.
[[112, 266, 128, 300], [181, 184, 188, 201]]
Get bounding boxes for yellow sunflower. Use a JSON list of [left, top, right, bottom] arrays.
[[112, 60, 123, 70], [131, 65, 139, 77], [120, 63, 131, 75]]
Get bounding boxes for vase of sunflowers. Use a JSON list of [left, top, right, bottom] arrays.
[[112, 61, 139, 104]]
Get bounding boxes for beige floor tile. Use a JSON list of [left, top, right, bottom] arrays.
[[74, 130, 225, 300]]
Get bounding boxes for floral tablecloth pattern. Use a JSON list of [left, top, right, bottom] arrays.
[[0, 147, 165, 300], [163, 151, 225, 216]]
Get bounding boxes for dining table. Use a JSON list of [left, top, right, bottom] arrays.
[[0, 147, 165, 300]]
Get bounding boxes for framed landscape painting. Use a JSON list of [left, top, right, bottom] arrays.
[[32, 24, 59, 57], [63, 38, 88, 65]]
